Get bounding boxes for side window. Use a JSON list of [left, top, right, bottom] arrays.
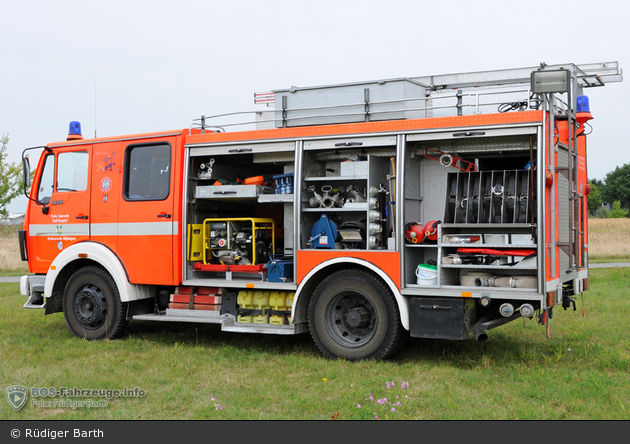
[[124, 143, 171, 200], [57, 151, 89, 192], [37, 154, 55, 204]]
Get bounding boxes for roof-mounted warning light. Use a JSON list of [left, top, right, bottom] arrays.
[[576, 95, 594, 125], [67, 121, 83, 141]]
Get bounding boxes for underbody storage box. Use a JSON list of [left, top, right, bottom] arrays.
[[409, 297, 475, 340]]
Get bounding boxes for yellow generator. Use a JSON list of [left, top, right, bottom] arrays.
[[202, 218, 275, 266]]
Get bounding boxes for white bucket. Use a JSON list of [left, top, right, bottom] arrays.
[[416, 264, 437, 286]]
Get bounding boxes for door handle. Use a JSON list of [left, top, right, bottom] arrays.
[[334, 142, 363, 147], [76, 215, 88, 220], [453, 131, 486, 137], [157, 214, 172, 218]]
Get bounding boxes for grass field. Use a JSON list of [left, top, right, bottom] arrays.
[[0, 233, 28, 275], [588, 218, 630, 260], [1, 267, 629, 420]]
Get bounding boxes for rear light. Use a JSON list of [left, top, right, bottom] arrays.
[[547, 291, 555, 308]]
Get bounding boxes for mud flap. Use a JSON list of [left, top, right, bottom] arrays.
[[44, 291, 63, 315]]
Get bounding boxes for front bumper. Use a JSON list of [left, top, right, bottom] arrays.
[[20, 275, 46, 309]]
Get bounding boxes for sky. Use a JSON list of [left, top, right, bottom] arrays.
[[1, 0, 628, 214]]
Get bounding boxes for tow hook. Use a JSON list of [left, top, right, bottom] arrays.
[[563, 295, 577, 311]]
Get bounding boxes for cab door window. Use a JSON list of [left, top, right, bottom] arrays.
[[124, 143, 171, 200], [57, 151, 89, 192]]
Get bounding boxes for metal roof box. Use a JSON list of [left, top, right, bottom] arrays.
[[273, 78, 429, 128]]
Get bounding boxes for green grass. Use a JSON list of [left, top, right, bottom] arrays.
[[0, 269, 28, 277], [588, 257, 630, 264], [1, 268, 629, 420]]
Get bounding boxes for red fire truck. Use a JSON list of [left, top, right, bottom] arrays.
[[19, 62, 622, 360]]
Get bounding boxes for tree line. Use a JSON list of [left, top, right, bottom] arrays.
[[589, 163, 630, 218], [0, 133, 24, 219]]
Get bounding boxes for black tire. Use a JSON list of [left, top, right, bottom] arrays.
[[63, 266, 128, 340], [308, 269, 404, 361]]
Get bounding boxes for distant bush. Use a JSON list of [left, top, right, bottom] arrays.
[[608, 201, 629, 218]]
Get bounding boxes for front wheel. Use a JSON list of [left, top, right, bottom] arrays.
[[308, 269, 404, 361], [63, 266, 128, 340]]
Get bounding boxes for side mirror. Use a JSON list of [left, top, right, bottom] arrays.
[[22, 156, 31, 188]]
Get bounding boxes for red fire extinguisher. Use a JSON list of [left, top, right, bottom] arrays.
[[423, 220, 442, 243]]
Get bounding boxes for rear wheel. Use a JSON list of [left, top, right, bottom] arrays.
[[63, 266, 128, 340], [308, 269, 404, 361]]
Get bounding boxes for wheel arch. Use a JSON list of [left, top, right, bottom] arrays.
[[44, 242, 156, 304], [292, 257, 409, 330]]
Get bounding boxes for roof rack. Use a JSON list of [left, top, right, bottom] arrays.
[[410, 61, 622, 91], [192, 62, 622, 132]]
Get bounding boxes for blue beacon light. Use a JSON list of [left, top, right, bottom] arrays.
[[67, 121, 83, 141], [576, 95, 593, 126]]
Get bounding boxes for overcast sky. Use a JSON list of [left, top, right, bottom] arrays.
[[2, 0, 627, 213]]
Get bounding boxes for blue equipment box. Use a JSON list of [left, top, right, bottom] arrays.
[[267, 256, 294, 283]]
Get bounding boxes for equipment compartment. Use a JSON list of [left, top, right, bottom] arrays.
[[300, 145, 395, 251], [185, 143, 296, 285], [402, 131, 540, 293]]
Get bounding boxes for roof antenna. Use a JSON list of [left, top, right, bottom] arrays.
[[89, 61, 97, 138]]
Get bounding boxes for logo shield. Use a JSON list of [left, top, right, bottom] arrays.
[[6, 385, 28, 411]]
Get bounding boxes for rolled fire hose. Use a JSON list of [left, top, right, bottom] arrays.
[[488, 276, 537, 288], [460, 272, 493, 287], [461, 273, 536, 289]]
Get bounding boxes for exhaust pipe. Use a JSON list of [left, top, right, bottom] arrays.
[[472, 316, 492, 342], [473, 323, 488, 342], [472, 311, 524, 342]]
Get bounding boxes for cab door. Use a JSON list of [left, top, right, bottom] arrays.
[[27, 147, 91, 273], [117, 141, 175, 285]]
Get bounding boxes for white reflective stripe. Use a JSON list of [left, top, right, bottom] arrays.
[[29, 222, 178, 236], [28, 224, 89, 236], [90, 223, 118, 236], [116, 222, 176, 236]]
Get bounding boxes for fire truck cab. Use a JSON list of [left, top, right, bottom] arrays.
[[19, 62, 622, 360]]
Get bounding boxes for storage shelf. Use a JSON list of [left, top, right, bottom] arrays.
[[302, 207, 367, 212], [441, 223, 536, 229], [258, 194, 294, 203], [404, 243, 439, 248], [441, 264, 537, 270], [440, 285, 538, 293], [405, 283, 440, 289], [305, 176, 368, 181], [440, 244, 537, 248]]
